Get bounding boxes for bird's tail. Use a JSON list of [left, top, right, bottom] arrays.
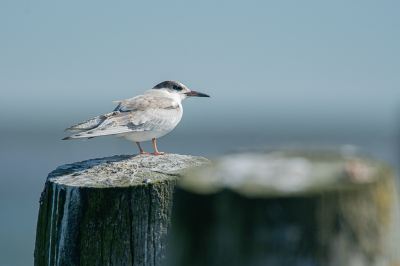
[[62, 134, 95, 140]]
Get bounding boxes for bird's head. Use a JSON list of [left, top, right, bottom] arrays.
[[152, 81, 210, 101]]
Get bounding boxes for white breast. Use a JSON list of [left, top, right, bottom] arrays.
[[115, 129, 174, 142]]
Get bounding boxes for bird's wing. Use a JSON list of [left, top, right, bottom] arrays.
[[116, 95, 182, 131], [63, 95, 182, 140], [64, 115, 108, 132]]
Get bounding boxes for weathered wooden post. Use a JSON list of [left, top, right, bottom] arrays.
[[34, 154, 210, 266], [169, 148, 400, 266]]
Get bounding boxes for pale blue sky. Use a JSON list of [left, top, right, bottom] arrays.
[[1, 1, 400, 137]]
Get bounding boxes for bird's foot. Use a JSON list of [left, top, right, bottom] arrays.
[[140, 151, 151, 155], [153, 152, 168, 155]]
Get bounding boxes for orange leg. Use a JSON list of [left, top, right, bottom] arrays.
[[152, 138, 167, 155], [136, 142, 150, 155]]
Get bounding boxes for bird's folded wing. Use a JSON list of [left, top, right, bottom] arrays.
[[64, 115, 108, 132], [64, 96, 181, 139]]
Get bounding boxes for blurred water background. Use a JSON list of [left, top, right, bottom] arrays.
[[1, 1, 400, 265]]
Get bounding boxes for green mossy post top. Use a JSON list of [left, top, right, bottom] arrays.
[[178, 147, 393, 198], [47, 154, 211, 188]]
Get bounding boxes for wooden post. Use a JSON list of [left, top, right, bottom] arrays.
[[169, 148, 400, 266], [34, 154, 210, 266]]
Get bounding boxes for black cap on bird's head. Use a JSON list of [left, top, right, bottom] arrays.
[[153, 81, 186, 91], [152, 80, 210, 98]]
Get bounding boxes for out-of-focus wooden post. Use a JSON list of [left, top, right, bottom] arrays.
[[169, 148, 400, 266]]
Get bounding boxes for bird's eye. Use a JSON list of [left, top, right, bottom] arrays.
[[173, 85, 182, 91]]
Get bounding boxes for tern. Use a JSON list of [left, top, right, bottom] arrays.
[[63, 81, 210, 155]]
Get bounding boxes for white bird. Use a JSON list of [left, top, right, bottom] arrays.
[[63, 81, 210, 155]]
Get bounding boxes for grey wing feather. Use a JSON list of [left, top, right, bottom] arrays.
[[63, 95, 182, 140], [64, 115, 107, 132]]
